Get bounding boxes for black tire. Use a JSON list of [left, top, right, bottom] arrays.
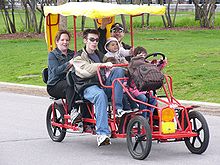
[[184, 111, 209, 154], [46, 103, 66, 142], [126, 116, 152, 160]]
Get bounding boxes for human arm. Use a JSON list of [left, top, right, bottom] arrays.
[[98, 27, 107, 54], [48, 52, 73, 77], [98, 18, 112, 54], [156, 57, 168, 71], [119, 47, 133, 57], [73, 56, 112, 79], [128, 80, 146, 97]]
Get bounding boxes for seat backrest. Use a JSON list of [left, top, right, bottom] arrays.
[[66, 70, 75, 87], [42, 68, 48, 84]]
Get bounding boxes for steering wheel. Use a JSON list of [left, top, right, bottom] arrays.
[[145, 52, 166, 67]]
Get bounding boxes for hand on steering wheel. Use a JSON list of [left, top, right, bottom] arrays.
[[145, 52, 167, 70]]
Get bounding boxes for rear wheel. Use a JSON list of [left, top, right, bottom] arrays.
[[184, 111, 209, 154], [126, 116, 152, 160], [46, 103, 66, 142]]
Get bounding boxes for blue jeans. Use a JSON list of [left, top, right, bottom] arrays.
[[84, 85, 110, 135], [130, 94, 157, 118], [83, 68, 124, 135], [104, 68, 124, 110]]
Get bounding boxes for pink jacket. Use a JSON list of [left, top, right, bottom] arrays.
[[128, 80, 146, 97]]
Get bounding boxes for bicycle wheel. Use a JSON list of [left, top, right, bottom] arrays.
[[184, 111, 209, 154], [126, 116, 152, 160], [46, 103, 66, 142]]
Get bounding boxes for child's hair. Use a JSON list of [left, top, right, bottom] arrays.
[[105, 57, 118, 64], [133, 46, 147, 56]]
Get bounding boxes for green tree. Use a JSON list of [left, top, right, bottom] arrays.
[[0, 0, 16, 33]]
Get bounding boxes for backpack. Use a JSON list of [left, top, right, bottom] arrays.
[[127, 56, 164, 91]]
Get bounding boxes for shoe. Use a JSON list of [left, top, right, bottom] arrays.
[[132, 108, 139, 112], [70, 109, 81, 124], [116, 109, 132, 118], [146, 117, 149, 123], [84, 125, 96, 134], [97, 135, 111, 146]]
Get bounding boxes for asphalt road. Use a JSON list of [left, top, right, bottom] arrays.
[[0, 91, 220, 165]]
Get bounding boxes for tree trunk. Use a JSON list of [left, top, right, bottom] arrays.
[[193, 0, 217, 28], [81, 16, 86, 31], [166, 0, 173, 27], [57, 0, 67, 30], [0, 0, 16, 33], [173, 0, 179, 26], [116, 0, 128, 33]]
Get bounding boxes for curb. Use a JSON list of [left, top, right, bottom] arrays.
[[0, 82, 220, 116], [0, 82, 48, 97]]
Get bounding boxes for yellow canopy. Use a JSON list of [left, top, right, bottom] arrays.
[[44, 2, 166, 51], [44, 2, 166, 18]]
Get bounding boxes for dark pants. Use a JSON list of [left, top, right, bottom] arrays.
[[47, 80, 75, 113]]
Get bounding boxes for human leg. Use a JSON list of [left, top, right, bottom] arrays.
[[105, 68, 131, 117], [126, 93, 139, 110], [83, 85, 110, 136], [47, 80, 76, 112], [147, 96, 157, 114], [104, 67, 124, 110], [122, 93, 132, 110], [136, 94, 149, 118], [47, 80, 67, 99]]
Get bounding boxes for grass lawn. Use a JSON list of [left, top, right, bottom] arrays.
[[0, 29, 219, 103]]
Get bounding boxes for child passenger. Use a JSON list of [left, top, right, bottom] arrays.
[[103, 37, 133, 115], [128, 46, 157, 119], [103, 37, 132, 64]]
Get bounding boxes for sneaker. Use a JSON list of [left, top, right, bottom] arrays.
[[116, 109, 132, 118], [97, 135, 111, 146], [132, 108, 139, 112], [70, 109, 81, 124]]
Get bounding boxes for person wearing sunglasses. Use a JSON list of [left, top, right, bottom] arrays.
[[72, 29, 127, 146], [98, 18, 132, 59]]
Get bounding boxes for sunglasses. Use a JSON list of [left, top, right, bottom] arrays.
[[111, 27, 124, 33], [88, 37, 99, 42]]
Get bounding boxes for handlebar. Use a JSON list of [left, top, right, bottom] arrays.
[[145, 52, 166, 60], [97, 63, 128, 88], [98, 63, 128, 69]]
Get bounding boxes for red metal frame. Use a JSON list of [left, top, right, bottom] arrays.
[[47, 14, 197, 141], [49, 64, 197, 141], [46, 14, 60, 51]]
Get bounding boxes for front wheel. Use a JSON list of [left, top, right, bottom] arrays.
[[126, 116, 152, 160], [184, 111, 209, 154], [46, 103, 66, 142]]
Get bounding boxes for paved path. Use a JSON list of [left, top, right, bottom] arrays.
[[1, 82, 220, 116], [1, 91, 219, 165]]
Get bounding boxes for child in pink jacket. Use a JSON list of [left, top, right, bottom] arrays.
[[128, 47, 159, 118]]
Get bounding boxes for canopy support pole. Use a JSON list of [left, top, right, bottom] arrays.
[[130, 16, 133, 48], [73, 16, 77, 54]]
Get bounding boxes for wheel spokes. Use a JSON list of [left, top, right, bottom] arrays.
[[197, 126, 203, 133], [132, 127, 147, 152], [53, 127, 57, 136], [191, 136, 196, 146], [197, 135, 203, 145], [140, 141, 144, 152], [192, 118, 197, 130], [137, 122, 141, 134], [192, 117, 203, 147], [133, 141, 139, 151]]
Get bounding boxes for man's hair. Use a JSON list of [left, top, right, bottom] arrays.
[[134, 46, 147, 56], [55, 30, 71, 42], [83, 29, 100, 39]]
